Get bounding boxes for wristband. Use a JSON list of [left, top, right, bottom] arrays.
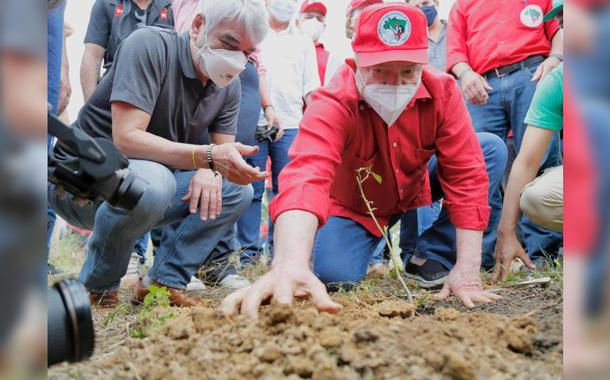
[[192, 146, 198, 169], [458, 67, 473, 80], [206, 144, 219, 175], [549, 53, 563, 62]]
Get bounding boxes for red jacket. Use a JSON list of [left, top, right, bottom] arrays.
[[446, 0, 560, 74], [270, 60, 490, 236]]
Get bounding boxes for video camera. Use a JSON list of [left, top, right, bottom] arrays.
[[255, 122, 280, 143], [47, 115, 148, 366]]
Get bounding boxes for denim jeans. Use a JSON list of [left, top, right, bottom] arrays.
[[133, 232, 150, 264], [467, 62, 563, 260], [48, 160, 253, 292], [313, 133, 507, 284], [236, 128, 298, 261]]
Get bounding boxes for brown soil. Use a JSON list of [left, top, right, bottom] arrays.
[[51, 282, 562, 380]]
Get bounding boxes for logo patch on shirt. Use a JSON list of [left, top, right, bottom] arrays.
[[160, 7, 169, 20], [377, 11, 411, 46], [520, 5, 543, 28], [114, 5, 123, 17]]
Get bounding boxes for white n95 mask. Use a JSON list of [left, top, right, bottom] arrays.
[[355, 71, 421, 126], [197, 33, 247, 88], [269, 0, 297, 23], [300, 18, 325, 42]]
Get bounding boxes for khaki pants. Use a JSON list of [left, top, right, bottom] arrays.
[[520, 165, 563, 232]]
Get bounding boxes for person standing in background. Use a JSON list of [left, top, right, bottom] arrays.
[[296, 0, 342, 86], [80, 0, 174, 101], [446, 0, 564, 272], [344, 0, 383, 40], [236, 0, 320, 263]]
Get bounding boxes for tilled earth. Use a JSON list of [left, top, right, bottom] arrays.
[[49, 281, 562, 380]]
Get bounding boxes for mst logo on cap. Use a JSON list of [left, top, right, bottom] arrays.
[[377, 11, 411, 46]]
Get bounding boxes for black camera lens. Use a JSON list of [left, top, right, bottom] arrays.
[[111, 169, 147, 211], [48, 279, 95, 366]]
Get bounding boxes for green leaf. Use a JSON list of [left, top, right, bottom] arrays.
[[372, 172, 383, 184]]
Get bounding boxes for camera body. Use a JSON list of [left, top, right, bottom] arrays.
[[48, 115, 147, 211], [255, 122, 280, 143]]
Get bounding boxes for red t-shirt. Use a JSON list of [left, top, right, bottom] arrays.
[[269, 61, 490, 236], [446, 0, 560, 74], [563, 79, 598, 255]]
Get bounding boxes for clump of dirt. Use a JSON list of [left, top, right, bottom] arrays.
[[81, 288, 561, 380]]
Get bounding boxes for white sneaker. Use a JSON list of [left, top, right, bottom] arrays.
[[121, 253, 141, 289], [219, 274, 251, 290], [186, 276, 206, 291]]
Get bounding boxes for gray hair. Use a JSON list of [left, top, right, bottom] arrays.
[[197, 0, 269, 45]]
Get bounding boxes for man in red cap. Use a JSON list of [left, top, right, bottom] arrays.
[[345, 0, 384, 39], [222, 2, 506, 319], [296, 0, 342, 85]]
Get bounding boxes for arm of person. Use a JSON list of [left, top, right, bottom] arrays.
[[437, 228, 500, 307], [532, 30, 563, 82], [111, 101, 266, 184], [57, 33, 71, 115], [221, 85, 352, 319], [181, 132, 236, 221], [446, 4, 492, 105], [221, 210, 341, 320], [81, 0, 112, 101], [434, 78, 500, 307], [80, 43, 105, 101], [492, 126, 553, 281]]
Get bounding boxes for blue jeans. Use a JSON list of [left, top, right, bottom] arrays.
[[467, 62, 563, 260], [133, 233, 150, 264], [48, 160, 253, 291], [313, 133, 507, 284], [236, 128, 298, 261]]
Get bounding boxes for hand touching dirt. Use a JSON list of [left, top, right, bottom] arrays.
[[491, 233, 535, 282], [436, 263, 501, 308], [221, 265, 342, 320]]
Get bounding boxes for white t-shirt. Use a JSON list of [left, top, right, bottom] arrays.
[[258, 26, 321, 129]]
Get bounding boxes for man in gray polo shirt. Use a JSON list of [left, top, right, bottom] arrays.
[[48, 0, 270, 308]]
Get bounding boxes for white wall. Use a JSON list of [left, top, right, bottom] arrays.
[[64, 0, 456, 121]]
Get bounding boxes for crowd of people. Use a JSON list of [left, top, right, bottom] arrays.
[[47, 0, 565, 314]]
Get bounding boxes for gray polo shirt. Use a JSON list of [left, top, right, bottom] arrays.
[[76, 28, 241, 144], [85, 0, 174, 69], [428, 20, 447, 72]]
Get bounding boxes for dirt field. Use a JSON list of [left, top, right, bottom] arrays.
[[49, 273, 562, 380]]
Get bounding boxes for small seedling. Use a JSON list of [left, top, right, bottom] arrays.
[[356, 166, 413, 303], [130, 285, 179, 338]]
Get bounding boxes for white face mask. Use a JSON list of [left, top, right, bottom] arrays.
[[197, 31, 247, 88], [269, 0, 297, 23], [300, 17, 325, 42], [355, 70, 421, 126]]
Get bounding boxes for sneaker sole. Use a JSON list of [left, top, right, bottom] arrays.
[[404, 273, 447, 289]]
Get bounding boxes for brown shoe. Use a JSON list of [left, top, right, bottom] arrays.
[[133, 279, 203, 307], [89, 291, 120, 310]]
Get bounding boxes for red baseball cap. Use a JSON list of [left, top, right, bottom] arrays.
[[300, 0, 327, 16], [352, 3, 429, 67], [346, 0, 383, 17]]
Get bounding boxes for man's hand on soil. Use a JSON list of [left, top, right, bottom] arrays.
[[491, 233, 535, 283], [435, 263, 501, 308], [221, 266, 342, 320]]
